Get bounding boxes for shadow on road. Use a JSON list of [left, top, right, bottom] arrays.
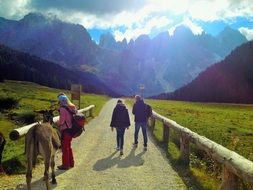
[[93, 151, 120, 171], [93, 148, 146, 171], [117, 148, 145, 168], [15, 168, 69, 190]]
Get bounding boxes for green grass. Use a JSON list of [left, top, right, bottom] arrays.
[[145, 99, 253, 161], [126, 98, 253, 189], [0, 80, 109, 174]]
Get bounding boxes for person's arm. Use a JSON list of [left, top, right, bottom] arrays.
[[58, 107, 67, 127], [110, 108, 117, 129], [126, 109, 130, 129], [132, 103, 136, 115]]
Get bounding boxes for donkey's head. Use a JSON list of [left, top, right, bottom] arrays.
[[35, 109, 55, 124]]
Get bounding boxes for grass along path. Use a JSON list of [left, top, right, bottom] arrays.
[[0, 80, 109, 174], [144, 99, 253, 161]]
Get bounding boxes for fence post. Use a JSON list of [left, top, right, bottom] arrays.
[[220, 166, 238, 190], [149, 117, 156, 132], [90, 107, 94, 118], [163, 123, 169, 147], [179, 132, 190, 166]]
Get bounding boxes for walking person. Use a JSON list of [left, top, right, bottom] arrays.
[[57, 93, 77, 170], [132, 95, 150, 151], [110, 100, 130, 155]]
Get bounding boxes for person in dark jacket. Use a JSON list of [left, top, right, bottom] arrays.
[[132, 95, 148, 150], [110, 99, 130, 155]]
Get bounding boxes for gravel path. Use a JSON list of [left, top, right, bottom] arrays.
[[0, 99, 187, 190]]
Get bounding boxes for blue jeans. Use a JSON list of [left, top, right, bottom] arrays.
[[116, 128, 126, 150], [134, 122, 148, 147]]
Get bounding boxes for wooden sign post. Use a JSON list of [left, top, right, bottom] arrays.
[[71, 84, 82, 109], [140, 84, 145, 98]]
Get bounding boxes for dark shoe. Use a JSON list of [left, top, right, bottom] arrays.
[[132, 143, 138, 148], [144, 146, 147, 151], [120, 150, 124, 155], [57, 165, 69, 170]]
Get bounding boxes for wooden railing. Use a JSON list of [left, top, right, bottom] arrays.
[[9, 105, 95, 141], [149, 111, 253, 190]]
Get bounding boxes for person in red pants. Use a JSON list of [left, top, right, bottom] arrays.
[[57, 93, 76, 170]]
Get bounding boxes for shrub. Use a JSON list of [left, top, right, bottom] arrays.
[[2, 155, 26, 174], [0, 97, 19, 110], [10, 111, 37, 125]]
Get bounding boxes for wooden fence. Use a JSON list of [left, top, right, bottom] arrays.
[[9, 105, 95, 141], [150, 111, 253, 190]]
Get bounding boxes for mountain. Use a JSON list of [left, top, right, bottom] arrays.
[[99, 33, 127, 51], [0, 13, 248, 96], [98, 25, 247, 95], [0, 45, 118, 96], [0, 13, 98, 69], [217, 26, 248, 55], [154, 40, 253, 103]]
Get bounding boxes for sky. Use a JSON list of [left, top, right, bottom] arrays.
[[0, 0, 253, 43]]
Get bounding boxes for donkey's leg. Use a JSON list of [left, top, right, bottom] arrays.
[[43, 145, 52, 190], [51, 154, 57, 184], [26, 156, 33, 190]]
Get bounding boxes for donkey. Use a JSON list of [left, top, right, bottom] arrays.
[[25, 109, 61, 190], [0, 132, 6, 173]]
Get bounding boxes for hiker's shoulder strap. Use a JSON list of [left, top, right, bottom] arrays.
[[60, 106, 75, 114]]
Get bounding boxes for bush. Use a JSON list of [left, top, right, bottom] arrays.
[[10, 111, 37, 125], [2, 155, 26, 174], [0, 97, 19, 110]]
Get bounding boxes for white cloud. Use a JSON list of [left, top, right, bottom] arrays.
[[113, 16, 172, 42], [182, 18, 203, 34], [188, 0, 229, 22], [0, 0, 31, 19], [147, 0, 189, 15], [0, 0, 253, 42], [239, 27, 253, 40], [54, 5, 156, 30], [41, 1, 251, 42], [188, 0, 253, 22]]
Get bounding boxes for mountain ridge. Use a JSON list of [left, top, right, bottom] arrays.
[[0, 12, 248, 96], [153, 40, 253, 103]]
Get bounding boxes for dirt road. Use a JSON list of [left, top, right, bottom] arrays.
[[1, 99, 187, 190]]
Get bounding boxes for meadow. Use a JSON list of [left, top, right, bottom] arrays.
[[144, 99, 253, 160], [0, 80, 109, 174], [126, 98, 253, 189]]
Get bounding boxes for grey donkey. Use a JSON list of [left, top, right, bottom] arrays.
[[25, 109, 61, 190]]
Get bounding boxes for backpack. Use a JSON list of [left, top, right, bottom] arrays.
[[62, 106, 86, 138], [145, 104, 152, 118]]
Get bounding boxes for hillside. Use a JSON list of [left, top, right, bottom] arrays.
[[0, 45, 117, 96], [154, 41, 253, 103]]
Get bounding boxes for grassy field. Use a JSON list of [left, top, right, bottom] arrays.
[[0, 80, 109, 174], [126, 98, 253, 189], [144, 99, 253, 161]]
